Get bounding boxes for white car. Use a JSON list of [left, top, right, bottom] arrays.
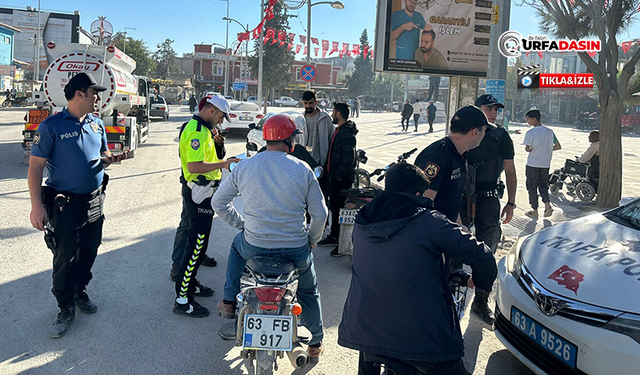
[[245, 111, 306, 157], [274, 96, 299, 107], [495, 198, 640, 375], [221, 101, 265, 133]]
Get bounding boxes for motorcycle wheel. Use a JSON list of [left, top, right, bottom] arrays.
[[549, 183, 561, 195], [575, 182, 596, 202], [255, 350, 275, 375], [354, 168, 371, 188], [1, 100, 8, 107]]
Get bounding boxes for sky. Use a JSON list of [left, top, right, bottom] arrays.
[[5, 0, 640, 57]]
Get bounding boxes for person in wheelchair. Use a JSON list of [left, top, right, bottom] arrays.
[[578, 130, 599, 182]]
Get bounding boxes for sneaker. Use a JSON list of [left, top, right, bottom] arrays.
[[173, 300, 210, 317], [217, 300, 237, 319], [74, 291, 97, 314], [50, 305, 75, 338], [525, 210, 539, 218], [318, 236, 338, 246], [307, 342, 323, 362], [330, 247, 346, 257], [544, 207, 554, 217], [201, 254, 217, 267], [194, 281, 214, 297]]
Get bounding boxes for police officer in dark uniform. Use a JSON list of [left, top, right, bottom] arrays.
[[414, 105, 493, 224], [28, 72, 126, 338], [462, 94, 517, 325], [173, 94, 239, 317]]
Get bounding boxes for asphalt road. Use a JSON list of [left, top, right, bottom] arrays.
[[8, 103, 640, 374]]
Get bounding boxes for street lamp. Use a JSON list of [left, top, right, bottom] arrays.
[[214, 0, 231, 96], [123, 27, 137, 54], [223, 17, 250, 100]]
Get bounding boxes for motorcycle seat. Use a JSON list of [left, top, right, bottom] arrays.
[[246, 256, 296, 278]]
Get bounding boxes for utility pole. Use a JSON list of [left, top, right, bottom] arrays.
[[404, 74, 409, 101], [35, 0, 41, 80], [258, 0, 265, 111], [224, 0, 230, 96], [486, 0, 511, 125]]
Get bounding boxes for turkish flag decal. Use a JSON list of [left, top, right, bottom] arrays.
[[547, 265, 585, 295]]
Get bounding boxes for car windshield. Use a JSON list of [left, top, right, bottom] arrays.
[[231, 102, 260, 112], [150, 96, 165, 104], [613, 199, 640, 229]]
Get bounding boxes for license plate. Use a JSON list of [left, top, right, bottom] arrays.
[[510, 306, 578, 369], [242, 314, 293, 351], [339, 208, 358, 225], [240, 116, 252, 121]]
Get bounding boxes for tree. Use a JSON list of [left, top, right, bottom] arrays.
[[346, 29, 376, 97], [153, 39, 180, 79], [522, 0, 640, 208], [111, 32, 156, 77], [248, 1, 295, 112], [371, 73, 405, 103]]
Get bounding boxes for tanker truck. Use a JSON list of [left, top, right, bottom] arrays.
[[22, 42, 151, 162]]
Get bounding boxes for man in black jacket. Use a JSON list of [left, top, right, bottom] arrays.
[[317, 102, 358, 256], [338, 163, 497, 375], [401, 99, 414, 132]]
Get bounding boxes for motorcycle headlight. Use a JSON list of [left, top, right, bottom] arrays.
[[603, 313, 640, 345]]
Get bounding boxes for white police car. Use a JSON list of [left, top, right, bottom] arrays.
[[495, 198, 640, 375], [245, 111, 307, 157]]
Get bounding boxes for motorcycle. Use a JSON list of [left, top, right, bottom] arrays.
[[549, 157, 598, 202], [353, 149, 371, 188], [219, 257, 310, 375], [2, 96, 29, 107], [369, 148, 418, 183]]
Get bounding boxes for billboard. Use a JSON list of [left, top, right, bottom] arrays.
[[374, 0, 491, 77]]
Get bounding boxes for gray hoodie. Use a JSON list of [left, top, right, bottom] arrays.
[[211, 150, 328, 249], [303, 109, 335, 166]]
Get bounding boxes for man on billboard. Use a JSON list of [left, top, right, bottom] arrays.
[[390, 0, 426, 60], [415, 28, 447, 69]]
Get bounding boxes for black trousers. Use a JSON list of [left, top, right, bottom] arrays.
[[327, 177, 353, 240], [460, 195, 501, 252], [45, 189, 104, 308], [428, 115, 436, 132], [358, 352, 469, 375], [525, 166, 550, 209], [413, 114, 421, 129], [175, 184, 215, 302], [401, 116, 411, 130]]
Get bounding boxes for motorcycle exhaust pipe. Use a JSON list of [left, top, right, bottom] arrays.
[[286, 343, 308, 368]]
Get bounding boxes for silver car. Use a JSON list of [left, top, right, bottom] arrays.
[[149, 96, 169, 120]]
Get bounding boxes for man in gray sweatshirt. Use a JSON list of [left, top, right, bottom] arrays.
[[212, 114, 328, 360]]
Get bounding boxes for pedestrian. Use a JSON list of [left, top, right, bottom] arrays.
[[317, 102, 358, 256], [172, 94, 239, 317], [213, 114, 328, 361], [428, 75, 440, 101], [338, 163, 497, 375], [414, 105, 493, 224], [27, 72, 126, 338], [401, 99, 413, 131], [412, 98, 422, 132], [459, 94, 517, 325], [523, 109, 561, 218], [300, 90, 335, 166], [188, 94, 197, 113], [354, 97, 361, 118], [426, 100, 437, 133], [169, 96, 227, 282]]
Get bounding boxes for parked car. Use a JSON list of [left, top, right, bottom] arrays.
[[495, 198, 640, 375], [246, 96, 271, 106], [274, 96, 299, 107], [221, 101, 264, 133], [246, 111, 306, 157], [149, 96, 169, 120]]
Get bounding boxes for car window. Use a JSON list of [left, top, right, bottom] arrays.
[[150, 96, 165, 104], [614, 200, 640, 229], [231, 102, 260, 111], [256, 113, 274, 129]]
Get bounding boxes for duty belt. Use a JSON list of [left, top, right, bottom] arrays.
[[476, 189, 500, 198], [186, 179, 220, 189]]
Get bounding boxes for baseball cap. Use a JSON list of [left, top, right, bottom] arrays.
[[206, 94, 231, 122], [64, 72, 107, 95], [450, 105, 495, 133], [475, 94, 504, 108]]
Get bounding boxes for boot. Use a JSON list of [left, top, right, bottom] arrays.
[[471, 289, 495, 325], [50, 303, 75, 338]]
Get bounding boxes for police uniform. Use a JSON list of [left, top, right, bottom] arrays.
[[464, 126, 514, 251], [174, 114, 222, 307], [31, 108, 108, 310], [415, 137, 467, 222]]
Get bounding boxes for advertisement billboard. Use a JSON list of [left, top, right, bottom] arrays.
[[374, 0, 491, 77]]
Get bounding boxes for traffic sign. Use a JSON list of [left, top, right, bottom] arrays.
[[233, 82, 247, 91], [300, 65, 316, 82]]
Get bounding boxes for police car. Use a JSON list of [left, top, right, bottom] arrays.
[[245, 111, 306, 157], [495, 198, 640, 375]]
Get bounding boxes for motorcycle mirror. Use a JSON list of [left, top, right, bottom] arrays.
[[248, 123, 256, 130], [313, 166, 324, 179]]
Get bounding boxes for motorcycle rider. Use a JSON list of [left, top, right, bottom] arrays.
[[212, 114, 328, 360], [338, 163, 497, 375]]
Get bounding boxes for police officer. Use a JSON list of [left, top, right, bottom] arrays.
[[28, 72, 125, 338], [173, 94, 238, 317], [414, 105, 493, 224], [462, 94, 517, 325]]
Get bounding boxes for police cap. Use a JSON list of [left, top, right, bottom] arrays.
[[450, 105, 495, 133], [64, 72, 107, 95]]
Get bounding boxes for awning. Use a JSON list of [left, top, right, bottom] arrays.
[[13, 59, 30, 66]]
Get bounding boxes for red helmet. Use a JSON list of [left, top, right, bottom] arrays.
[[263, 114, 302, 141]]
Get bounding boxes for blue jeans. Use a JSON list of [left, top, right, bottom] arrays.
[[224, 232, 324, 345], [171, 195, 189, 270]]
